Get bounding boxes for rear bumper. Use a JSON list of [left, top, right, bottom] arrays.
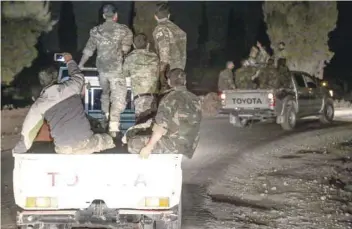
[[17, 208, 178, 228], [221, 108, 277, 120]]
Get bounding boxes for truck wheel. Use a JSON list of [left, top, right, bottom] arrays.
[[280, 104, 297, 131], [319, 101, 334, 124], [143, 221, 156, 229], [165, 201, 182, 229]]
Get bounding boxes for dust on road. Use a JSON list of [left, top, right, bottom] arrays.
[[1, 108, 352, 229]]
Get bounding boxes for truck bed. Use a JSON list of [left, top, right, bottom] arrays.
[[27, 141, 129, 154]]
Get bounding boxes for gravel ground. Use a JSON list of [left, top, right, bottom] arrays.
[[1, 108, 352, 229]]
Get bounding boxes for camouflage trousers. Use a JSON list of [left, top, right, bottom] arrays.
[[55, 133, 115, 154], [99, 71, 127, 132], [127, 134, 175, 155], [133, 95, 157, 122]]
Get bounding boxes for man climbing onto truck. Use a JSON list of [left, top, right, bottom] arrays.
[[126, 68, 202, 159], [12, 53, 115, 155]]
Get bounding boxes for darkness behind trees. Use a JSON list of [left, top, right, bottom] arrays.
[[14, 1, 352, 92]]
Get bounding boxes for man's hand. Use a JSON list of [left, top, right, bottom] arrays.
[[63, 53, 73, 63], [139, 145, 153, 159], [256, 41, 262, 48]]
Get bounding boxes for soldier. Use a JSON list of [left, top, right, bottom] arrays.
[[152, 3, 187, 93], [123, 33, 159, 124], [277, 58, 292, 88], [127, 68, 202, 159], [13, 53, 115, 155], [218, 61, 236, 92], [257, 57, 281, 89], [235, 59, 259, 89], [78, 3, 133, 137], [275, 41, 287, 66], [256, 41, 270, 66]]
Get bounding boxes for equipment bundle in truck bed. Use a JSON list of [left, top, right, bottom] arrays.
[[220, 71, 335, 130]]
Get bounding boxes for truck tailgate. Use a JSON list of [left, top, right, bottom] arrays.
[[13, 154, 182, 210], [223, 89, 273, 110]]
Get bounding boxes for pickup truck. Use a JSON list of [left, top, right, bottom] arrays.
[[220, 71, 334, 130], [13, 66, 183, 229]]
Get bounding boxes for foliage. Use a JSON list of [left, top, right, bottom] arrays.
[[1, 1, 57, 84], [132, 2, 159, 52], [263, 1, 338, 79]]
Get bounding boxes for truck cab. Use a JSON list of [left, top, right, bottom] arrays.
[[57, 66, 135, 133]]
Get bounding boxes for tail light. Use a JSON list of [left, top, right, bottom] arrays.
[[268, 93, 275, 108], [219, 92, 226, 106]]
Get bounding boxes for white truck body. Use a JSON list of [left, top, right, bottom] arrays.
[[14, 152, 183, 228]]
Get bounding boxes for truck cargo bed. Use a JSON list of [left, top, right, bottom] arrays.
[[27, 141, 129, 154]]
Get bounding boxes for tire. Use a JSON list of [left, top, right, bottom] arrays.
[[319, 101, 334, 124], [165, 201, 182, 229], [143, 221, 156, 229], [280, 103, 297, 131]]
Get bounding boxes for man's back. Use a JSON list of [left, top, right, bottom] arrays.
[[124, 49, 159, 95], [218, 68, 235, 91], [89, 21, 132, 72], [158, 87, 201, 157], [153, 20, 187, 70], [44, 94, 92, 147]]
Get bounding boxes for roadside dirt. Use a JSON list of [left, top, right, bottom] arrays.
[[1, 108, 29, 152]]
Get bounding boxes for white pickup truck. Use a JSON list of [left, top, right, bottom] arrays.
[[13, 63, 183, 229], [220, 71, 334, 130]]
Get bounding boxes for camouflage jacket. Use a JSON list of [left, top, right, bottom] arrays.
[[235, 67, 258, 89], [256, 46, 270, 65], [153, 86, 202, 158], [82, 21, 133, 73], [12, 60, 86, 154], [257, 66, 280, 89], [152, 19, 187, 70], [218, 68, 236, 91], [123, 49, 160, 95]]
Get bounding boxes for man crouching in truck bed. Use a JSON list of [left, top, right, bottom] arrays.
[[126, 68, 202, 159], [12, 53, 115, 155]]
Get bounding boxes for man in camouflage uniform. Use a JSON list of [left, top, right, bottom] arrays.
[[256, 41, 270, 66], [218, 61, 236, 92], [274, 41, 287, 66], [78, 4, 133, 137], [235, 59, 259, 89], [123, 33, 159, 123], [277, 58, 292, 88], [127, 68, 202, 159], [13, 53, 115, 155], [257, 58, 281, 89], [152, 3, 187, 93]]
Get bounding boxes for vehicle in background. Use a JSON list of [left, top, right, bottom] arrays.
[[220, 71, 334, 130]]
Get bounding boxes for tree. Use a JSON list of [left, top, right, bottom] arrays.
[[263, 2, 338, 79], [1, 1, 56, 84], [132, 1, 160, 52]]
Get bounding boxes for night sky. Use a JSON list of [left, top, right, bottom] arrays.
[[32, 1, 352, 91]]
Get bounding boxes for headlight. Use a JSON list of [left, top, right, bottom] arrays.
[[25, 197, 58, 208], [329, 90, 333, 97], [144, 197, 169, 208]]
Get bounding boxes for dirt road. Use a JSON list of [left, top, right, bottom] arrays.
[[1, 109, 352, 229]]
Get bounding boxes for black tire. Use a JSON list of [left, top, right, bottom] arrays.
[[165, 201, 182, 229], [280, 103, 297, 131], [319, 101, 334, 124], [143, 221, 156, 229]]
